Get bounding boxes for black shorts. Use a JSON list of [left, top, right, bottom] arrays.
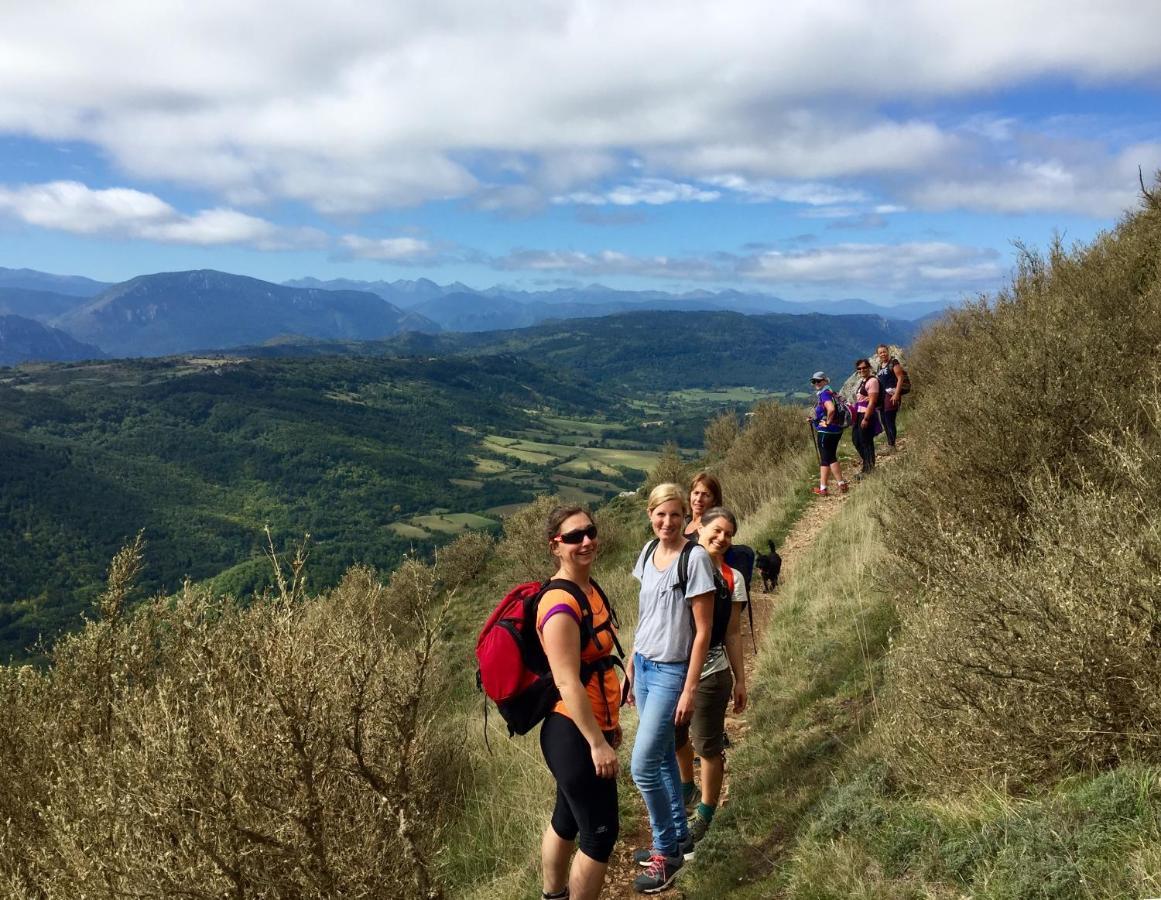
[[540, 712, 619, 863], [818, 431, 841, 466]]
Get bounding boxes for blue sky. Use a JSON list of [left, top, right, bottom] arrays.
[[1, 0, 1159, 306]]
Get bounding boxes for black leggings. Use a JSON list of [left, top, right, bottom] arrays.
[[540, 713, 619, 863], [879, 407, 898, 447], [852, 420, 875, 470]]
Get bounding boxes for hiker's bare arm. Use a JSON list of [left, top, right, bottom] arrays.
[[677, 592, 714, 725], [625, 651, 635, 706], [542, 614, 618, 777], [891, 362, 905, 407], [725, 600, 747, 714], [865, 378, 879, 419]]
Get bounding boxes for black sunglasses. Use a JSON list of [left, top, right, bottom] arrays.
[[556, 524, 598, 544]]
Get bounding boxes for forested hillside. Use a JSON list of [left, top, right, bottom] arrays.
[[0, 352, 668, 660], [252, 308, 919, 393]]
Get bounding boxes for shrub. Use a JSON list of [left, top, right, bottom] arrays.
[[0, 544, 459, 899], [493, 494, 560, 585], [645, 441, 691, 493], [434, 530, 495, 595], [717, 400, 808, 518], [883, 185, 1161, 788], [703, 410, 741, 463]]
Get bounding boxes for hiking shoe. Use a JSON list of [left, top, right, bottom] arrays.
[[837, 480, 849, 493], [633, 853, 683, 893], [635, 832, 692, 867], [811, 486, 828, 496]]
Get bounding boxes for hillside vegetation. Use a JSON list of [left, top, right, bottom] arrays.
[[680, 184, 1161, 897]]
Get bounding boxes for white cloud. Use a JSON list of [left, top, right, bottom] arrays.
[[0, 180, 325, 249], [741, 242, 1003, 292], [489, 239, 1004, 296], [339, 235, 438, 261], [492, 249, 720, 281], [0, 1, 1158, 215], [705, 175, 869, 206], [909, 142, 1161, 216], [555, 178, 720, 206]]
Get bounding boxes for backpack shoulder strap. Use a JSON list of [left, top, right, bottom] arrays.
[[677, 540, 695, 596], [541, 578, 593, 626], [642, 538, 660, 567], [588, 577, 625, 659]]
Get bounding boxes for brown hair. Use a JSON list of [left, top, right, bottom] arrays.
[[544, 505, 591, 542], [688, 471, 723, 507]]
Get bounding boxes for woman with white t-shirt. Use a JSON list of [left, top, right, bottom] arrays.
[[683, 506, 748, 848]]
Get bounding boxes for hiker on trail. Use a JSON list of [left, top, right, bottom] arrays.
[[684, 471, 722, 540], [627, 483, 715, 893], [676, 506, 748, 850], [808, 371, 848, 496], [676, 471, 724, 807], [537, 506, 623, 900], [851, 358, 880, 474], [876, 344, 906, 451]]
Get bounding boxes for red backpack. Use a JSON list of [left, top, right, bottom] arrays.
[[475, 578, 623, 741]]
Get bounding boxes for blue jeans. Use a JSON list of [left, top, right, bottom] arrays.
[[630, 653, 689, 856]]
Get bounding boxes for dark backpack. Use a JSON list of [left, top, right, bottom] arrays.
[[831, 391, 854, 429], [475, 578, 623, 742], [643, 539, 732, 647], [878, 357, 911, 397], [723, 544, 757, 650]]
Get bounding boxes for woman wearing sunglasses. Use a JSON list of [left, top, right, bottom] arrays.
[[536, 506, 623, 900], [626, 483, 715, 893]]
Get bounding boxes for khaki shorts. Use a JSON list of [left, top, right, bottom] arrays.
[[674, 666, 733, 757]]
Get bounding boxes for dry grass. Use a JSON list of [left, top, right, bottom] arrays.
[[881, 186, 1161, 788]]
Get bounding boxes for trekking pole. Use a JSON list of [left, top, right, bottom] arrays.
[[808, 420, 821, 467]]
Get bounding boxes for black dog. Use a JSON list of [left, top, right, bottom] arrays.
[[755, 540, 782, 592]]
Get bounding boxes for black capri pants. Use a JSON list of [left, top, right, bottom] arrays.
[[817, 430, 842, 466], [540, 712, 619, 863]]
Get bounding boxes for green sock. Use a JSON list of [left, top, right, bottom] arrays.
[[696, 802, 716, 823], [682, 781, 695, 804]]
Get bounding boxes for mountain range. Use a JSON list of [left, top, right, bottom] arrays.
[[285, 275, 949, 330], [0, 265, 947, 363], [0, 315, 104, 366]]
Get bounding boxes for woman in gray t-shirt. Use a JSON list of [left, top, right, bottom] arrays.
[[625, 483, 714, 891]]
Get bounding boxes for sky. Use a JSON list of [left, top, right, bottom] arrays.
[[1, 0, 1160, 306]]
